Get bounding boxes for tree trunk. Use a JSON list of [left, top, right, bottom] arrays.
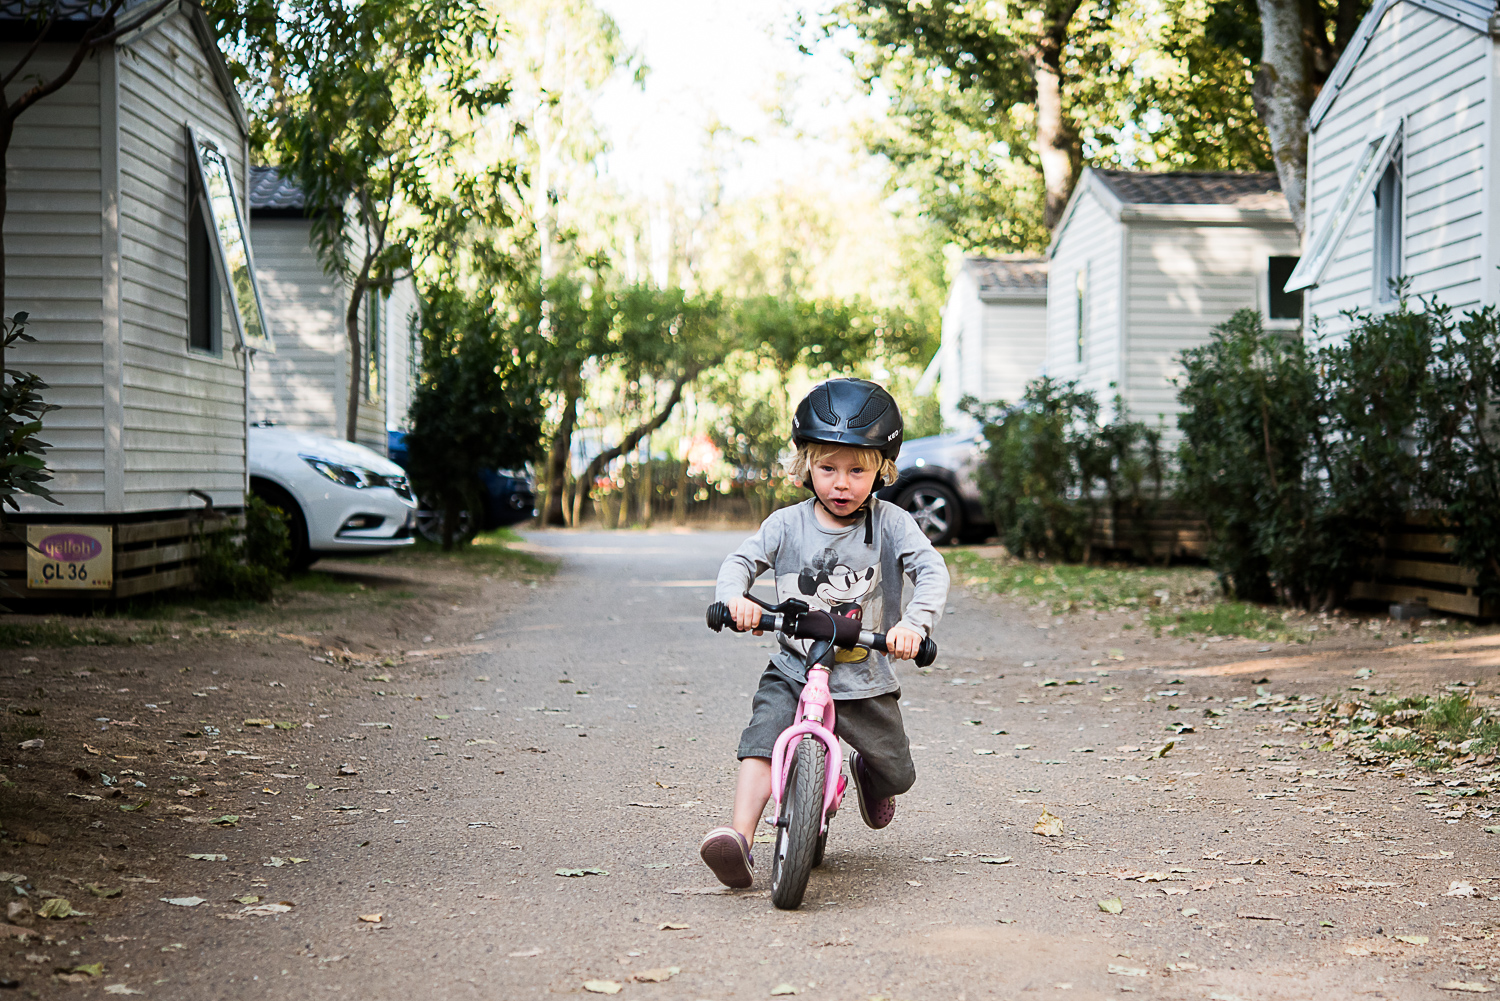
[[572, 374, 693, 516], [344, 272, 369, 442], [1034, 0, 1083, 230], [673, 459, 688, 526], [639, 453, 653, 528], [542, 375, 580, 526], [1253, 0, 1314, 235]]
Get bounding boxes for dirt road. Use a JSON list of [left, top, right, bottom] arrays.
[[7, 530, 1500, 1000]]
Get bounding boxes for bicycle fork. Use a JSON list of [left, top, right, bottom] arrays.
[[767, 663, 847, 835]]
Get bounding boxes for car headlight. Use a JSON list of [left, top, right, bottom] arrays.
[[301, 456, 410, 498]]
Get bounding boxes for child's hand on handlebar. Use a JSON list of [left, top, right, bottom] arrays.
[[729, 595, 765, 635], [885, 624, 923, 660]]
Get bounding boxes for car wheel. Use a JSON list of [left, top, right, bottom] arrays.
[[416, 498, 476, 546], [896, 480, 960, 546], [250, 478, 314, 572]]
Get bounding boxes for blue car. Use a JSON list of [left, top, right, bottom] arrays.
[[387, 431, 537, 542]]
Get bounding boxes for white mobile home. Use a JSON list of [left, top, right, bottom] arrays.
[[248, 167, 420, 453], [1, 0, 271, 597], [1046, 169, 1301, 430], [1286, 0, 1493, 340], [932, 256, 1047, 432]]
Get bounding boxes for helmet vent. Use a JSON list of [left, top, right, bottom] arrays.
[[847, 394, 889, 430], [809, 386, 838, 425]]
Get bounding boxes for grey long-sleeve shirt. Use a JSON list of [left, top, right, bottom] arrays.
[[715, 498, 950, 699]]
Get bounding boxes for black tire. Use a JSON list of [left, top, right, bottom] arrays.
[[250, 478, 314, 572], [771, 737, 826, 910], [415, 496, 477, 546], [896, 480, 961, 546]]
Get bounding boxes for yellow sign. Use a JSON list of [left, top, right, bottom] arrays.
[[27, 525, 113, 590]]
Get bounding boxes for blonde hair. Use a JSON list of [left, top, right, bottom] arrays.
[[785, 441, 898, 486]]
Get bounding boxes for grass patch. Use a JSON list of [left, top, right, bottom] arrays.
[[947, 549, 1218, 613], [1146, 602, 1306, 643], [0, 619, 173, 649], [378, 527, 553, 575], [1312, 689, 1500, 770]]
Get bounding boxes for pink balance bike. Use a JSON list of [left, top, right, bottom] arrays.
[[706, 594, 937, 909]]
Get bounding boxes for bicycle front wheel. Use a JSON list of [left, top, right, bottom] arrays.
[[771, 736, 826, 910]]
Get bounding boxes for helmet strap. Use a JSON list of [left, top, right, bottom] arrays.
[[805, 479, 877, 546]]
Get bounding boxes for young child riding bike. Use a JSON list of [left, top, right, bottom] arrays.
[[699, 378, 951, 889]]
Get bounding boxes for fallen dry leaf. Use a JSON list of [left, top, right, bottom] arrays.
[[1445, 881, 1479, 898], [1237, 912, 1282, 921], [658, 923, 689, 930], [770, 985, 799, 997], [1034, 809, 1064, 837], [357, 913, 383, 923], [1438, 982, 1494, 993], [632, 967, 679, 983], [1394, 935, 1429, 946], [582, 981, 622, 995], [507, 947, 542, 958], [1098, 898, 1123, 914], [1108, 964, 1148, 977]]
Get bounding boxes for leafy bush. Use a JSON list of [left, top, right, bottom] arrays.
[[968, 377, 1163, 561], [405, 283, 546, 550], [195, 496, 289, 602], [1176, 304, 1500, 607]]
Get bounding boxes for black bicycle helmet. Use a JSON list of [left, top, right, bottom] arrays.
[[792, 378, 904, 464]]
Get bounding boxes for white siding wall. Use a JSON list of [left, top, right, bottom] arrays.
[[4, 47, 107, 513], [384, 276, 419, 431], [937, 269, 983, 431], [1125, 220, 1300, 432], [980, 297, 1047, 406], [1045, 184, 1123, 405], [116, 16, 248, 511], [248, 217, 390, 451], [1306, 3, 1490, 340], [249, 218, 341, 437]]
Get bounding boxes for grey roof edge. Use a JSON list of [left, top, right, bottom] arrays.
[[1310, 0, 1492, 130]]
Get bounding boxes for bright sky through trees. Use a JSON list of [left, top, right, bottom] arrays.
[[593, 0, 884, 203]]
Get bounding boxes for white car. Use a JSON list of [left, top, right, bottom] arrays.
[[248, 425, 417, 569]]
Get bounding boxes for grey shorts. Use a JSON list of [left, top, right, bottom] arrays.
[[737, 664, 916, 802]]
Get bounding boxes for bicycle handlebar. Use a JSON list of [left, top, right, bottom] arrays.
[[705, 599, 938, 669]]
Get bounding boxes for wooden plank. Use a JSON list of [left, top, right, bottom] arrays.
[[116, 540, 201, 572], [112, 565, 195, 598], [1368, 557, 1479, 587], [117, 514, 240, 546], [1347, 580, 1482, 617], [1383, 532, 1456, 555]]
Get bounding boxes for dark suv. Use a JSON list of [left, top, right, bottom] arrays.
[[877, 432, 992, 546], [386, 431, 536, 542]]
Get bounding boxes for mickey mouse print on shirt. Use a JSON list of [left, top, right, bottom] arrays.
[[775, 546, 883, 663]]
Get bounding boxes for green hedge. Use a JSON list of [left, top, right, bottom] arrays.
[[967, 377, 1164, 561], [1177, 304, 1500, 607]]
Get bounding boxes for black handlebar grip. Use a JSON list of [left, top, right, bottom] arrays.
[[914, 637, 938, 668], [706, 602, 733, 632]]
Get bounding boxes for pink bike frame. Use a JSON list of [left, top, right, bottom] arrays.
[[767, 663, 846, 834]]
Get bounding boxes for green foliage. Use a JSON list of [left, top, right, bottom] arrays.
[[1176, 304, 1500, 607], [1175, 310, 1322, 602], [833, 0, 1271, 250], [0, 312, 60, 516], [405, 283, 547, 549], [195, 497, 290, 602], [968, 378, 1164, 561]]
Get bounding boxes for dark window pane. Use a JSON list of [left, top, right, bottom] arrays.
[[1268, 256, 1302, 320], [188, 191, 220, 352]]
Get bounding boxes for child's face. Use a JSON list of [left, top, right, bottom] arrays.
[[809, 447, 877, 519]]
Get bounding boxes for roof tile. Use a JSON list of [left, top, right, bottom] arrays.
[[1093, 169, 1284, 208]]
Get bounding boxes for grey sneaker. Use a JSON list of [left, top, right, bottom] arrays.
[[699, 827, 754, 888]]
